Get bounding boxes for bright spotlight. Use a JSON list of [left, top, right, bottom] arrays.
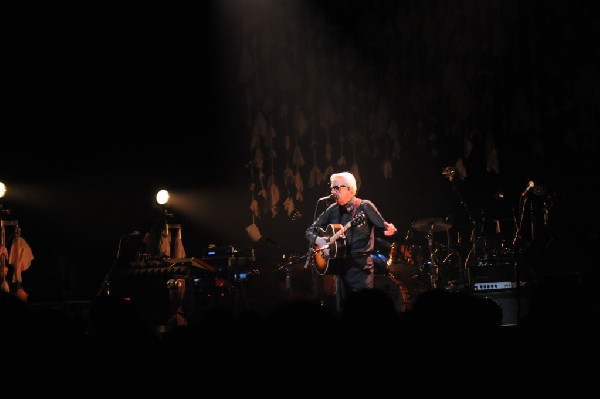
[[156, 189, 170, 205], [0, 182, 6, 198]]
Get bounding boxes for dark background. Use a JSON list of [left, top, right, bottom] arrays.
[[2, 1, 598, 303]]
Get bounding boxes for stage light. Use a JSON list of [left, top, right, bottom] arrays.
[[156, 189, 170, 205], [0, 182, 6, 199]]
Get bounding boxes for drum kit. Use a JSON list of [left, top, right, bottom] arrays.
[[380, 212, 518, 294], [370, 168, 554, 311], [378, 167, 535, 296], [383, 216, 458, 290]]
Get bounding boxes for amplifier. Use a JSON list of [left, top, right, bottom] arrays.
[[472, 281, 515, 291], [469, 261, 515, 284], [201, 245, 237, 258]]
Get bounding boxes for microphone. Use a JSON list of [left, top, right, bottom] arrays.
[[318, 194, 336, 201], [122, 230, 140, 238], [521, 181, 535, 197]]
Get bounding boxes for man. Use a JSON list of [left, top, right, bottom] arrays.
[[305, 171, 397, 310]]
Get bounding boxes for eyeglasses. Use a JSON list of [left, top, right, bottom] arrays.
[[331, 185, 347, 191]]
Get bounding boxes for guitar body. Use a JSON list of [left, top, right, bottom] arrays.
[[312, 212, 366, 276], [313, 224, 347, 275]]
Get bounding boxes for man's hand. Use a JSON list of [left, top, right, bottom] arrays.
[[315, 236, 328, 246], [314, 236, 330, 256], [384, 222, 397, 236]]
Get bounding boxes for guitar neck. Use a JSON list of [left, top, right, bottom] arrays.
[[328, 220, 353, 244]]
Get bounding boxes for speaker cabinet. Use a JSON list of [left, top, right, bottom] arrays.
[[473, 289, 529, 326]]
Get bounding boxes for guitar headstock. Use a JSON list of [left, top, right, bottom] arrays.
[[352, 211, 367, 227]]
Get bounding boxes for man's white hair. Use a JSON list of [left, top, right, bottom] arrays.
[[330, 171, 357, 195]]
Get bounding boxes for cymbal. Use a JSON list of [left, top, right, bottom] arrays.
[[411, 217, 452, 233]]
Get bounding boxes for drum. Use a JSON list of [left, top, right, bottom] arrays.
[[474, 235, 514, 267], [394, 243, 416, 265], [387, 262, 420, 278], [372, 240, 417, 274]]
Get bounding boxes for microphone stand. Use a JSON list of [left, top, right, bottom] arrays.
[[511, 194, 529, 325], [303, 196, 332, 306], [272, 194, 329, 305], [303, 237, 315, 270], [448, 178, 476, 289], [272, 253, 309, 301], [96, 234, 127, 297], [303, 198, 324, 269]]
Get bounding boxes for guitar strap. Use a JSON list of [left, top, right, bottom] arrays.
[[351, 197, 361, 217], [339, 197, 361, 224], [344, 197, 362, 243]]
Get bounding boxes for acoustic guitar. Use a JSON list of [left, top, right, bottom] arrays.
[[313, 212, 366, 275]]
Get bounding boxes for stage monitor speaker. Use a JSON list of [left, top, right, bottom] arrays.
[[473, 289, 529, 326]]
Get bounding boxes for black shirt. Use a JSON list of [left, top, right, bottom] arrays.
[[305, 196, 387, 256]]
